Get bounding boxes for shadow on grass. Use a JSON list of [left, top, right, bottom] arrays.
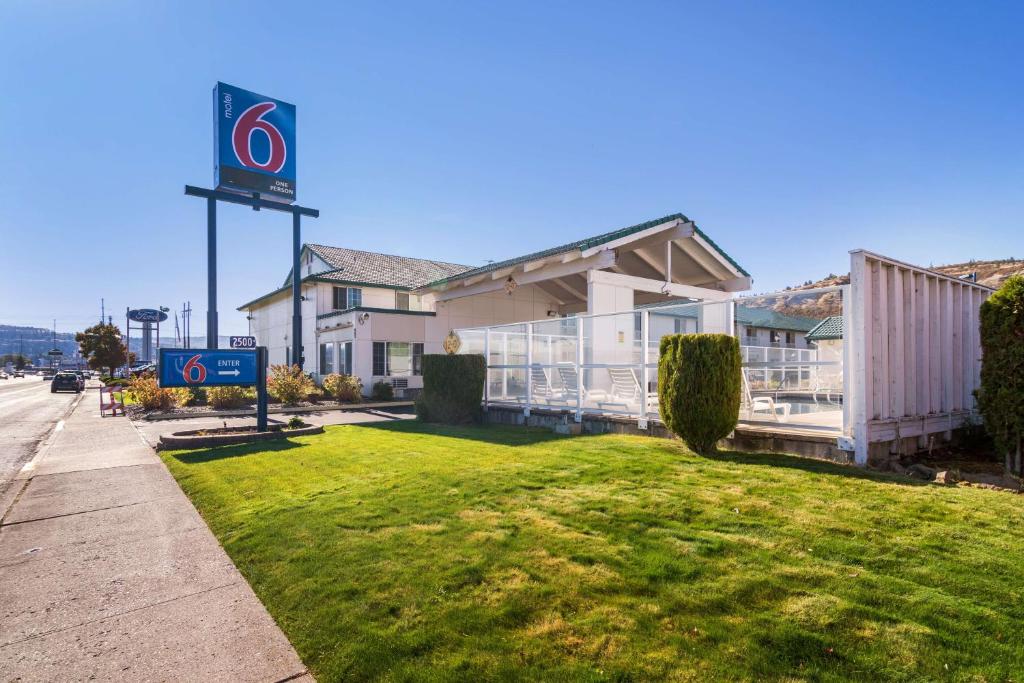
[[166, 438, 305, 464], [709, 449, 929, 487]]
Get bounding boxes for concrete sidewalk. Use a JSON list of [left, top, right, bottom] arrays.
[[0, 390, 311, 681]]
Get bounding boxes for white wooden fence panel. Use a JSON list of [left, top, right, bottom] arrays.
[[849, 250, 992, 465]]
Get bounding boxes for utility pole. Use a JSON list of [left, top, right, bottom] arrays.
[[101, 298, 105, 326]]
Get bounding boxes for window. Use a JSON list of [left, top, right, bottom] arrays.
[[332, 286, 363, 310], [745, 326, 757, 339], [339, 341, 352, 376], [319, 342, 334, 375], [396, 292, 410, 310], [372, 341, 424, 376], [785, 332, 795, 345], [769, 330, 781, 344]]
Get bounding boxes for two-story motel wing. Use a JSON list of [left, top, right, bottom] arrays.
[[238, 213, 758, 395]]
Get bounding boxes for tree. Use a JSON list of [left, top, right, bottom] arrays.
[[978, 275, 1024, 474], [0, 353, 30, 369], [76, 323, 127, 376]]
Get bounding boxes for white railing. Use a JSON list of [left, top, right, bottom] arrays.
[[456, 287, 847, 434]]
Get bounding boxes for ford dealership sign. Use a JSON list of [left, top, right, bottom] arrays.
[[213, 82, 296, 203], [128, 308, 169, 323]]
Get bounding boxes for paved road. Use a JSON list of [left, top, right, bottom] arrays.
[[0, 376, 82, 502]]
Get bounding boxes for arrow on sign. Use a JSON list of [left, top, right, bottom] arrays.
[[218, 370, 241, 377]]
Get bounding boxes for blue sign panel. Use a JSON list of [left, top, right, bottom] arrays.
[[159, 348, 258, 388], [213, 82, 296, 203]]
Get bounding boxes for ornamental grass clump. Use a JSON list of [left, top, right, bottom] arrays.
[[658, 333, 741, 455], [267, 364, 315, 406], [207, 385, 253, 409], [322, 373, 362, 403], [126, 374, 179, 411], [977, 275, 1024, 474]]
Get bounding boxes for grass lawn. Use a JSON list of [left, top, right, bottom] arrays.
[[161, 422, 1024, 682]]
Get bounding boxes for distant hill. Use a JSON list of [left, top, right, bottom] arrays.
[[750, 258, 1022, 319], [0, 325, 236, 363], [0, 325, 79, 360]]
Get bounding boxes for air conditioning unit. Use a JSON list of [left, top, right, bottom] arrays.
[[391, 377, 408, 398]]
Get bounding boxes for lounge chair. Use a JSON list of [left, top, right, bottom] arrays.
[[597, 367, 658, 411], [742, 371, 791, 421]]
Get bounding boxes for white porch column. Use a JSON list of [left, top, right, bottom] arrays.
[[586, 271, 634, 314]]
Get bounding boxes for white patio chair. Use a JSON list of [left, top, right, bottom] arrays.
[[742, 371, 791, 421]]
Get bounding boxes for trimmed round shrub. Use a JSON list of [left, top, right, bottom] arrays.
[[415, 354, 485, 424], [322, 373, 362, 403], [371, 381, 394, 401], [658, 333, 741, 455], [978, 275, 1024, 473]]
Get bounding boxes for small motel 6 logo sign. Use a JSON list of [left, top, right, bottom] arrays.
[[159, 349, 259, 388], [213, 82, 296, 203]]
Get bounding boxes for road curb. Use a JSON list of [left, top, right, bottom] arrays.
[[0, 388, 87, 522]]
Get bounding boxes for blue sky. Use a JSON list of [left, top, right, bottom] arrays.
[[1, 1, 1021, 335]]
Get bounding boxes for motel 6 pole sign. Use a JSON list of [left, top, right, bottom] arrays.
[[213, 82, 297, 203]]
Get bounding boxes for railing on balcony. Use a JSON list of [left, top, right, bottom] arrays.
[[455, 287, 847, 435]]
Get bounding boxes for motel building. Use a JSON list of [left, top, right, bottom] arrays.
[[239, 213, 754, 394], [239, 212, 992, 467]]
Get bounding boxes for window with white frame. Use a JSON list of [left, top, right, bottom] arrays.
[[319, 342, 335, 375], [395, 292, 410, 310], [372, 342, 424, 376], [332, 286, 362, 310], [338, 341, 352, 376]]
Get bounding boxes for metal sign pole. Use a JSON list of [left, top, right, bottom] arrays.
[[184, 185, 318, 370], [292, 212, 302, 369], [207, 197, 218, 350], [257, 346, 268, 432]]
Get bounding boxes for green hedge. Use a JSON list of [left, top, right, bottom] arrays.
[[978, 275, 1024, 474], [416, 354, 486, 424], [658, 333, 741, 455]]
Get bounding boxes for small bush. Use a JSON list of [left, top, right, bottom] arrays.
[[207, 385, 253, 409], [307, 391, 324, 405], [167, 387, 193, 408], [322, 373, 362, 403], [415, 354, 485, 424], [287, 416, 305, 429], [978, 275, 1024, 473], [371, 381, 394, 401], [126, 375, 175, 411], [188, 387, 207, 406], [658, 334, 741, 455], [267, 364, 315, 406]]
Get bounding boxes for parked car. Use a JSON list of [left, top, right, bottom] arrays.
[[51, 372, 81, 393], [13, 370, 24, 378], [0, 372, 8, 380], [74, 371, 87, 390]]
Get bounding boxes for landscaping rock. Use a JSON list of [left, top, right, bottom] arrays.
[[908, 463, 937, 480]]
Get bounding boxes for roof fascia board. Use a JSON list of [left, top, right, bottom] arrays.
[[580, 219, 689, 258], [433, 250, 616, 302]]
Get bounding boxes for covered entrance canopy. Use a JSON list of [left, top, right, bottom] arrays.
[[417, 213, 752, 314]]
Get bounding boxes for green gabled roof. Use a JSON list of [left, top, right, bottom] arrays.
[[424, 212, 750, 288], [734, 306, 820, 333], [805, 315, 844, 341]]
